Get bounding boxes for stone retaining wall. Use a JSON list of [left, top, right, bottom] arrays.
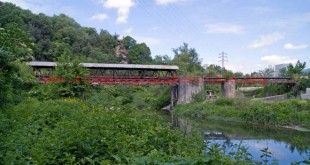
[[177, 78, 204, 104], [301, 88, 310, 100]]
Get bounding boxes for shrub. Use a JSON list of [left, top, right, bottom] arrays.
[[215, 98, 234, 106], [0, 99, 205, 164]]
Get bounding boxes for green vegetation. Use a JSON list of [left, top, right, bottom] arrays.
[[0, 2, 152, 64], [0, 99, 205, 164], [175, 99, 310, 129], [1, 1, 310, 164], [288, 60, 306, 79]]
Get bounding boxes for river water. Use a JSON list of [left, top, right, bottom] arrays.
[[177, 119, 310, 164]]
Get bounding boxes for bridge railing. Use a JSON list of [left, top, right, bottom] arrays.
[[36, 75, 296, 85]]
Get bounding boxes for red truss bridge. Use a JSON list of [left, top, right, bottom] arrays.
[[27, 61, 296, 85], [204, 77, 295, 85]]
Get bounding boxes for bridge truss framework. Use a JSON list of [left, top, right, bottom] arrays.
[[27, 61, 296, 85]]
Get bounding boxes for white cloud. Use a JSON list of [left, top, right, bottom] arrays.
[[89, 13, 108, 21], [284, 43, 309, 50], [155, 0, 189, 5], [101, 0, 134, 24], [123, 27, 133, 34], [261, 55, 297, 64], [205, 23, 245, 34], [249, 32, 284, 48], [133, 36, 161, 45]]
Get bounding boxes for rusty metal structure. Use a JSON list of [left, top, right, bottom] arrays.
[[27, 61, 295, 85], [204, 77, 295, 85], [27, 61, 179, 85]]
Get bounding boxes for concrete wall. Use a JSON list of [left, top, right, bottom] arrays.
[[301, 88, 310, 100], [223, 80, 236, 98], [177, 78, 204, 104]]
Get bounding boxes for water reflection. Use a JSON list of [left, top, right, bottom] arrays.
[[178, 118, 310, 164]]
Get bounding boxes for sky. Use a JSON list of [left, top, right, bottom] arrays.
[[2, 0, 310, 73]]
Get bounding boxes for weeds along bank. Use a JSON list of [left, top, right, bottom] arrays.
[[0, 98, 206, 164], [1, 99, 276, 164], [174, 98, 310, 129], [0, 86, 268, 164]]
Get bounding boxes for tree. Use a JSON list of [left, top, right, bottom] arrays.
[[171, 43, 204, 75], [279, 67, 289, 77], [128, 43, 152, 64], [122, 36, 137, 49], [287, 60, 306, 79], [258, 66, 274, 77], [206, 64, 222, 77], [0, 23, 34, 108], [234, 72, 244, 77], [153, 55, 171, 65], [51, 51, 89, 98]]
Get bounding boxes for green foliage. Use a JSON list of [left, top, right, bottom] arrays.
[[51, 51, 89, 98], [122, 36, 137, 49], [234, 72, 244, 77], [258, 66, 274, 77], [279, 67, 289, 77], [0, 70, 12, 109], [205, 64, 234, 78], [84, 85, 171, 111], [260, 147, 273, 165], [0, 2, 118, 62], [288, 60, 306, 74], [204, 142, 257, 165], [174, 99, 310, 129], [288, 60, 306, 79], [0, 99, 205, 164], [0, 24, 33, 66], [192, 91, 206, 103], [172, 43, 205, 76], [151, 87, 171, 110], [128, 42, 152, 64], [241, 84, 292, 98], [153, 55, 171, 65], [257, 84, 291, 97], [292, 78, 310, 96], [0, 23, 34, 109], [214, 98, 234, 106]]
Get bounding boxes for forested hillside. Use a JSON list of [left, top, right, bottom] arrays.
[[0, 2, 153, 64]]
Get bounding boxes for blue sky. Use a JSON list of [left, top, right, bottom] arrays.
[[3, 0, 310, 73]]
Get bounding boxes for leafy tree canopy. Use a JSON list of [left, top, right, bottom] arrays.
[[288, 60, 306, 74], [171, 43, 204, 75]]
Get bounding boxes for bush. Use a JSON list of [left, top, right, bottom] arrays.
[[174, 99, 310, 129], [214, 98, 234, 106], [192, 91, 206, 103], [0, 99, 205, 164]]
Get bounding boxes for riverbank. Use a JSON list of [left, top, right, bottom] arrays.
[[174, 98, 310, 130]]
